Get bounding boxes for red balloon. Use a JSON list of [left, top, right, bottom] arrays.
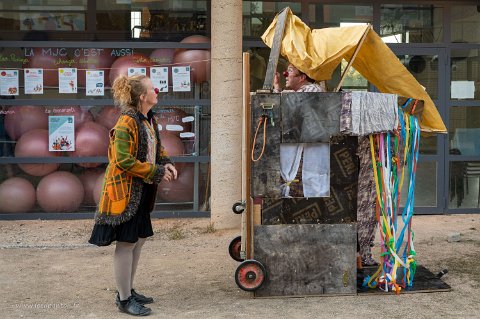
[[173, 49, 211, 84], [157, 163, 194, 202], [93, 172, 105, 205], [109, 53, 154, 85], [49, 106, 93, 128], [78, 168, 105, 205], [14, 129, 59, 176], [95, 105, 121, 130], [155, 107, 192, 136], [24, 48, 73, 87], [0, 177, 36, 213], [4, 105, 48, 140], [160, 133, 185, 156], [71, 122, 109, 167], [74, 48, 116, 87], [36, 171, 84, 212]]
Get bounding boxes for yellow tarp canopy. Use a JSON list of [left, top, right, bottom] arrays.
[[261, 8, 447, 133]]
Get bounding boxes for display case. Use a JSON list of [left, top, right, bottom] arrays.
[[0, 42, 211, 219]]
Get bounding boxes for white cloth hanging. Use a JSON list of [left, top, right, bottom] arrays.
[[302, 143, 330, 197], [280, 143, 304, 197]]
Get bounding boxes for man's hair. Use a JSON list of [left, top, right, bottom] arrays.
[[299, 70, 315, 83]]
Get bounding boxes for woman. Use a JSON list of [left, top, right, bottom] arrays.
[[89, 74, 177, 316]]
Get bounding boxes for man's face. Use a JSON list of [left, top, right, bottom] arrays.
[[284, 64, 304, 91]]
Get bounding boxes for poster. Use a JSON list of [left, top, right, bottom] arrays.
[[0, 70, 19, 96], [58, 68, 77, 93], [128, 67, 146, 77], [19, 10, 85, 31], [24, 68, 44, 94], [451, 81, 475, 99], [49, 116, 75, 151], [86, 70, 104, 96], [150, 67, 168, 93], [172, 66, 191, 92]]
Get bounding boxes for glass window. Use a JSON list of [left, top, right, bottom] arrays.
[[449, 161, 480, 209], [400, 161, 437, 207], [0, 46, 211, 99], [0, 0, 87, 36], [451, 5, 480, 43], [0, 103, 210, 214], [450, 49, 480, 100], [96, 0, 209, 41], [449, 106, 480, 156], [397, 54, 439, 100], [243, 1, 301, 39], [309, 4, 373, 28], [380, 4, 443, 43]]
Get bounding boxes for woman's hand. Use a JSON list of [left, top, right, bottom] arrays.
[[162, 163, 178, 182]]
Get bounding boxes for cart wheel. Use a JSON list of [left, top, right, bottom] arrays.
[[228, 236, 244, 262], [235, 260, 267, 291], [232, 201, 245, 214]]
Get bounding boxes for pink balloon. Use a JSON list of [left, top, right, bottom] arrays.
[[0, 177, 36, 213], [160, 133, 185, 156], [95, 105, 121, 130], [157, 163, 194, 202], [175, 35, 210, 54], [4, 105, 48, 140], [93, 172, 105, 205], [109, 53, 153, 85], [155, 108, 192, 136], [149, 48, 175, 65], [36, 171, 84, 212], [71, 122, 109, 168], [78, 168, 105, 205], [49, 106, 93, 128], [74, 48, 116, 87], [14, 129, 59, 176], [173, 49, 211, 84]]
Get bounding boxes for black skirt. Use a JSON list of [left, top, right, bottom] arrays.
[[88, 184, 155, 246]]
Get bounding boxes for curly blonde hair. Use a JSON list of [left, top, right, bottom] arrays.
[[111, 75, 148, 113]]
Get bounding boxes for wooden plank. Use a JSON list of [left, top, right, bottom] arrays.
[[243, 52, 252, 259], [261, 8, 289, 92]]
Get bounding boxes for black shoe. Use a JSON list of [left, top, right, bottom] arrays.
[[117, 295, 151, 316], [131, 289, 154, 305]]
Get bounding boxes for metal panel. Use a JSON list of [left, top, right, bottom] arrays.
[[250, 93, 282, 198], [254, 224, 357, 297], [281, 92, 342, 143]]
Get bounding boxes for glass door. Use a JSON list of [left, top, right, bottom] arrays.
[[391, 47, 447, 214]]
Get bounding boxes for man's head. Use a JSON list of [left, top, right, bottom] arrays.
[[283, 64, 314, 90]]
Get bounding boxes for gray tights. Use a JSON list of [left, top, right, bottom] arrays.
[[114, 238, 146, 301]]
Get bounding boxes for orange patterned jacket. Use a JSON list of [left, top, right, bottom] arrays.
[[94, 110, 171, 225]]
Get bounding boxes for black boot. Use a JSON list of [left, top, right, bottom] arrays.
[[131, 289, 154, 304], [117, 295, 152, 316]]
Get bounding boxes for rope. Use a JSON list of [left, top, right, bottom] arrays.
[[251, 115, 267, 162]]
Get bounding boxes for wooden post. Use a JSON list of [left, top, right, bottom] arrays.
[[242, 52, 254, 259], [334, 24, 371, 92]]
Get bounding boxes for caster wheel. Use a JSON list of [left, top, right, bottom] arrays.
[[228, 236, 244, 262], [235, 260, 267, 291], [232, 201, 245, 214]]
